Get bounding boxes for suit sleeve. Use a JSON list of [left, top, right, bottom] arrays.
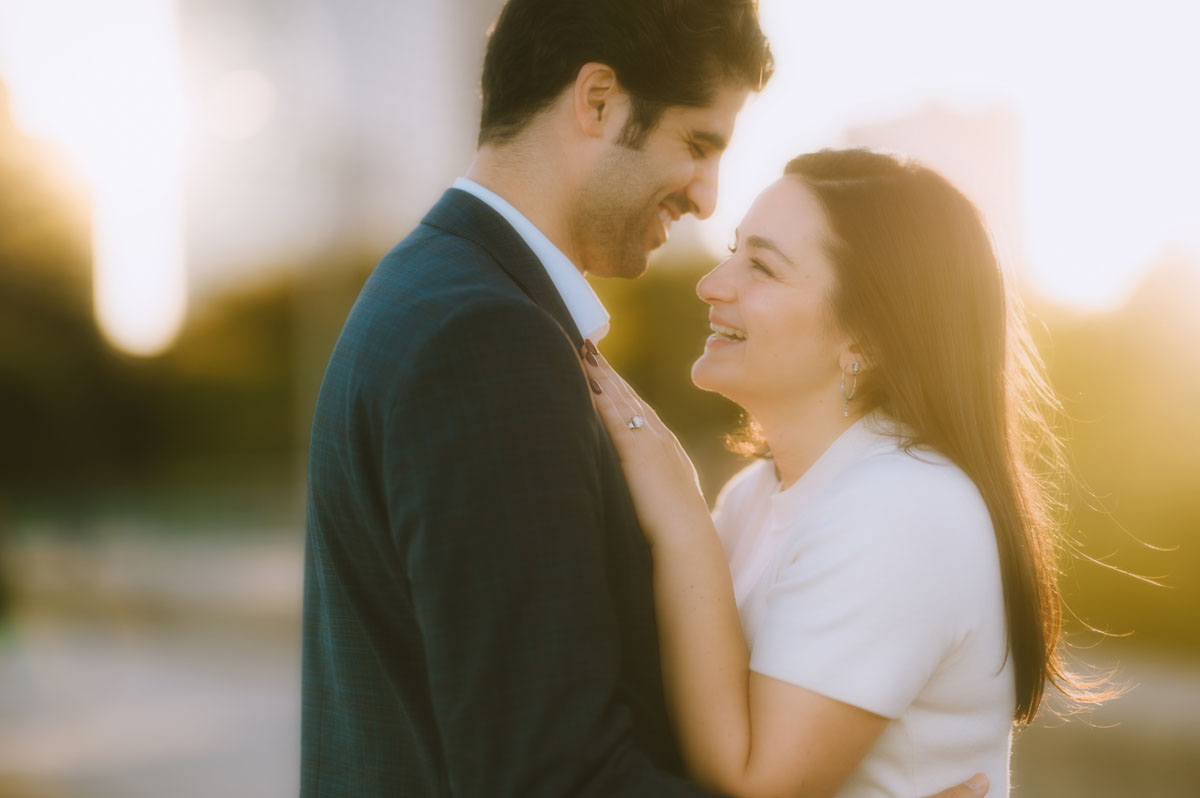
[[382, 298, 715, 797]]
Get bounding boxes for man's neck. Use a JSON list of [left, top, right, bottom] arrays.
[[465, 140, 582, 272]]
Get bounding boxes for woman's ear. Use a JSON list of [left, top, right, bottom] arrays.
[[573, 62, 624, 139], [839, 342, 874, 375]]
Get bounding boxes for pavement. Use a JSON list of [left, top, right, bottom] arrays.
[[0, 531, 1197, 797]]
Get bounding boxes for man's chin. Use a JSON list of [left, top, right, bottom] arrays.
[[627, 253, 652, 278], [587, 252, 650, 280]]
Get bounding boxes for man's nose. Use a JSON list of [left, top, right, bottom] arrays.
[[685, 158, 719, 221]]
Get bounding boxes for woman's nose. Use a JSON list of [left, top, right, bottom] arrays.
[[696, 259, 736, 304]]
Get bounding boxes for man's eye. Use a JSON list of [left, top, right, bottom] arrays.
[[688, 141, 706, 159], [726, 243, 737, 254]]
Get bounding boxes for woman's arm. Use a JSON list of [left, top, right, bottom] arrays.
[[652, 520, 889, 797], [584, 350, 887, 797]]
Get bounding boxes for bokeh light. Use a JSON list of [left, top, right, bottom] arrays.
[[0, 0, 187, 356]]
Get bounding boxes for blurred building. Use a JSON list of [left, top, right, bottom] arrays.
[[183, 0, 504, 298]]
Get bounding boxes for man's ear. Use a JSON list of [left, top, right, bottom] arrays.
[[572, 62, 623, 139]]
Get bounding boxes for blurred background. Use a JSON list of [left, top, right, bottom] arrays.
[[0, 0, 1197, 795]]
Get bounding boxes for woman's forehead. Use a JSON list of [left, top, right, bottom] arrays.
[[740, 177, 830, 259]]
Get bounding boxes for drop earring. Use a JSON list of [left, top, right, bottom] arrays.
[[841, 362, 860, 417]]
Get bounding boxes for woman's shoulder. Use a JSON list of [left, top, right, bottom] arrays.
[[711, 458, 776, 534], [842, 426, 987, 509], [815, 438, 996, 561]]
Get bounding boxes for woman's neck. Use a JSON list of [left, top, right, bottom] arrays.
[[753, 398, 867, 490]]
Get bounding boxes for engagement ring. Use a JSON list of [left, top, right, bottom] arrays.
[[627, 415, 646, 431]]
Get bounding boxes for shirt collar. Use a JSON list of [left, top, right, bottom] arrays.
[[453, 177, 610, 343], [768, 412, 904, 523]]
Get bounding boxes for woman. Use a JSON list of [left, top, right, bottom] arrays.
[[583, 149, 1103, 797]]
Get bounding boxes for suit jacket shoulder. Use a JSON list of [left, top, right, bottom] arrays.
[[323, 188, 582, 405]]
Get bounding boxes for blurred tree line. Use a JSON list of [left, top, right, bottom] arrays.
[[0, 85, 369, 528], [0, 84, 1196, 657]]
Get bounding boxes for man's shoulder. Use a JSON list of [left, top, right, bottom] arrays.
[[375, 185, 524, 287], [337, 241, 574, 389], [344, 216, 530, 338], [372, 218, 510, 297]]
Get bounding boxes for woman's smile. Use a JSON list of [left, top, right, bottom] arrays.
[[707, 319, 747, 346]]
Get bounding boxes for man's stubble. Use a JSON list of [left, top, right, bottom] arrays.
[[569, 143, 664, 280]]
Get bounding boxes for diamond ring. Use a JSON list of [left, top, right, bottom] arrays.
[[627, 415, 646, 431]]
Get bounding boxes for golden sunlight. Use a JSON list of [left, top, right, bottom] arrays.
[[0, 0, 188, 356], [694, 0, 1200, 312]]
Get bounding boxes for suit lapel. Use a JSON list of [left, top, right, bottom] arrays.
[[420, 188, 585, 350]]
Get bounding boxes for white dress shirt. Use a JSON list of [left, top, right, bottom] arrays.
[[453, 177, 610, 343], [713, 414, 1015, 797]]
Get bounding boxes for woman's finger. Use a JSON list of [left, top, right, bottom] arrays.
[[584, 343, 640, 414], [589, 365, 638, 430], [588, 347, 638, 403], [596, 352, 668, 434], [586, 356, 637, 439], [584, 345, 669, 437], [586, 346, 701, 476], [583, 343, 675, 449]]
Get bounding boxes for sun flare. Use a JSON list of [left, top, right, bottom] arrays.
[[693, 0, 1200, 312], [0, 0, 188, 356]]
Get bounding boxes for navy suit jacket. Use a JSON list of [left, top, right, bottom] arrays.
[[301, 188, 716, 796]]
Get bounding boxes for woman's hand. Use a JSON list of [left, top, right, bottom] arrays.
[[582, 341, 712, 549]]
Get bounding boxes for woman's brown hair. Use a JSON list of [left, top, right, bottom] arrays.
[[739, 148, 1106, 722]]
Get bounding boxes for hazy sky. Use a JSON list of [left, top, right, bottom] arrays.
[[705, 0, 1200, 309], [1, 0, 1197, 348]]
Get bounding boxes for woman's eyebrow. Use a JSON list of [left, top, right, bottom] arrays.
[[746, 234, 795, 265]]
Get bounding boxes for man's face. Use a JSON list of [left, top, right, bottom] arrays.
[[570, 84, 749, 279]]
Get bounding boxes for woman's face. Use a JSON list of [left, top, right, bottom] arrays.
[[691, 177, 851, 414]]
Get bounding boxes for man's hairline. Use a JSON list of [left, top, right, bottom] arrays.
[[479, 73, 759, 151]]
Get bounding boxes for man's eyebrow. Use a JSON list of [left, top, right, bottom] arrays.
[[746, 234, 795, 264], [690, 129, 729, 152]]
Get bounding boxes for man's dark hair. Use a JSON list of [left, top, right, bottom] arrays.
[[479, 0, 774, 148]]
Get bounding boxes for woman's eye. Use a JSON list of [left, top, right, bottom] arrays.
[[750, 259, 774, 277]]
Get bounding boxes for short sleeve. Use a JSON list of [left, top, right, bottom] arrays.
[[748, 456, 994, 719], [711, 459, 773, 552]]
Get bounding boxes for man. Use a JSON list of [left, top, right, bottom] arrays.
[[301, 1, 992, 795]]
